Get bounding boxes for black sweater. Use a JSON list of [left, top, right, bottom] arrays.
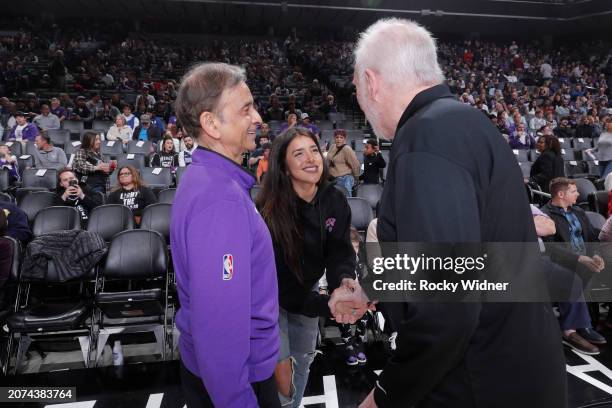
[[272, 182, 356, 318], [360, 152, 386, 184], [530, 149, 565, 193], [107, 186, 157, 216]]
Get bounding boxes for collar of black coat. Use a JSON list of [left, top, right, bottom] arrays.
[[396, 84, 454, 131]]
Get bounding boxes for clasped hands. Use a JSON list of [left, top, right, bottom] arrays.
[[328, 278, 377, 324]]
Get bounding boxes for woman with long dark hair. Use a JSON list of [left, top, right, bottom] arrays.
[[73, 131, 113, 194], [530, 134, 565, 193], [257, 127, 358, 407]]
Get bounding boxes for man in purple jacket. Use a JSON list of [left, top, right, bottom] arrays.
[[7, 112, 39, 142], [171, 62, 280, 408]]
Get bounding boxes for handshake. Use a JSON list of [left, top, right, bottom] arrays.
[[328, 278, 377, 324]]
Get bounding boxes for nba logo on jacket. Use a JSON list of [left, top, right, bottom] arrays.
[[223, 254, 234, 280]]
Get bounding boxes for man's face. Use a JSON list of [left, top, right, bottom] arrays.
[[16, 115, 26, 126], [184, 136, 194, 150], [34, 135, 46, 150], [41, 106, 50, 116], [353, 70, 389, 139], [123, 107, 131, 116], [59, 171, 77, 189], [561, 185, 579, 206], [259, 136, 269, 146], [215, 81, 261, 155]]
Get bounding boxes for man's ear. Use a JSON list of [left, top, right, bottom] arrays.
[[364, 68, 379, 102], [199, 111, 221, 140]]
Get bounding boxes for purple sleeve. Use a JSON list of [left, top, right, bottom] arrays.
[[185, 199, 258, 408]]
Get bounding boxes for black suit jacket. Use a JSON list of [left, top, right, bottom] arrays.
[[372, 84, 566, 408]]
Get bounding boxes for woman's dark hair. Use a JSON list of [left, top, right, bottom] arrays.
[[257, 127, 329, 282], [539, 134, 561, 155], [81, 131, 99, 151]]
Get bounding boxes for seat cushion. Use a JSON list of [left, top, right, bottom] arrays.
[[96, 288, 164, 318], [7, 301, 90, 332]]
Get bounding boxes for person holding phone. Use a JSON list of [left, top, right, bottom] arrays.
[[54, 168, 102, 225]]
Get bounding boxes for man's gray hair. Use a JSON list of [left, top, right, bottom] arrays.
[[175, 62, 246, 139], [354, 18, 444, 89]]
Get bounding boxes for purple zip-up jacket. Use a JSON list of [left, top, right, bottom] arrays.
[[8, 123, 39, 142], [170, 147, 279, 407]]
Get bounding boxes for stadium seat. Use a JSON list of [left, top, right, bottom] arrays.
[[92, 120, 114, 132], [356, 184, 383, 210], [140, 203, 172, 244], [588, 191, 609, 218], [573, 138, 593, 151], [557, 138, 572, 149], [127, 140, 154, 156], [0, 168, 9, 192], [47, 129, 71, 148], [61, 120, 85, 138], [347, 197, 374, 232], [511, 149, 529, 162], [94, 230, 170, 364], [158, 188, 176, 204], [572, 178, 597, 208], [141, 167, 173, 190], [564, 161, 588, 178], [20, 168, 57, 190], [5, 231, 100, 374], [115, 153, 146, 172], [24, 141, 37, 157], [100, 139, 124, 156], [0, 192, 14, 203], [560, 148, 576, 161], [64, 140, 82, 156], [16, 155, 34, 174], [32, 206, 81, 237], [86, 204, 134, 242], [585, 210, 606, 234], [18, 191, 57, 223]]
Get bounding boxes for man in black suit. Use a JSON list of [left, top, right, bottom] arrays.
[[352, 18, 566, 408]]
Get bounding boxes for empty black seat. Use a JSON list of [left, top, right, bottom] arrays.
[[86, 204, 134, 242], [18, 191, 57, 223], [347, 197, 374, 232], [32, 206, 81, 237], [356, 184, 383, 210], [158, 188, 176, 204], [140, 203, 171, 244]]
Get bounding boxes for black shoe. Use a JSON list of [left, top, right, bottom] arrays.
[[577, 328, 607, 345]]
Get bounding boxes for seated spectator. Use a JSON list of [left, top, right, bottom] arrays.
[[73, 131, 113, 194], [300, 113, 320, 138], [509, 123, 536, 150], [319, 94, 338, 116], [86, 93, 103, 113], [54, 168, 102, 225], [122, 104, 140, 130], [164, 116, 178, 139], [69, 96, 94, 124], [554, 117, 574, 139], [585, 117, 612, 178], [0, 201, 31, 244], [178, 135, 197, 167], [150, 137, 179, 170], [248, 134, 271, 171], [107, 165, 157, 225], [32, 132, 68, 170], [284, 102, 302, 120], [530, 134, 565, 193], [7, 111, 39, 142], [360, 139, 386, 184], [267, 94, 284, 121], [541, 178, 606, 353], [256, 142, 271, 184], [95, 96, 121, 121], [135, 85, 156, 109], [0, 209, 10, 288], [49, 97, 67, 122], [33, 104, 60, 130], [106, 114, 133, 146], [259, 122, 273, 141], [147, 108, 166, 132], [0, 145, 20, 185], [132, 114, 162, 145], [529, 109, 547, 132], [326, 129, 360, 197], [278, 113, 298, 135], [575, 116, 597, 139]]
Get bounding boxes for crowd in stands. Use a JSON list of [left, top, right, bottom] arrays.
[[3, 22, 612, 366]]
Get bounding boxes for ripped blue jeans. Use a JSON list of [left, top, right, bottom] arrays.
[[278, 307, 320, 407]]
